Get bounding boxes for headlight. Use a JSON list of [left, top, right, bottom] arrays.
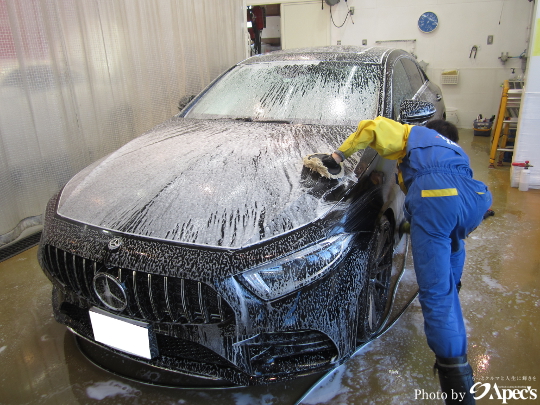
[[240, 233, 353, 300]]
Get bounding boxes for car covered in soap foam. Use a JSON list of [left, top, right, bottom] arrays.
[[38, 46, 445, 386]]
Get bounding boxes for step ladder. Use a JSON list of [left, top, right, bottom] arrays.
[[489, 80, 524, 168]]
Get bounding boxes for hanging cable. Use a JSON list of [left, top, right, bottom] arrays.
[[330, 3, 354, 28], [498, 0, 505, 25]]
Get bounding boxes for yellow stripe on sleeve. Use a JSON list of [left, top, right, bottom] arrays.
[[421, 188, 459, 197]]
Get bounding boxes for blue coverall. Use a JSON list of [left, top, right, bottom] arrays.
[[336, 117, 492, 358], [400, 126, 492, 357]]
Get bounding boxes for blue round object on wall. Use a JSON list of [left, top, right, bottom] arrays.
[[418, 11, 438, 33]]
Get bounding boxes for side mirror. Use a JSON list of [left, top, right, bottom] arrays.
[[399, 100, 436, 125], [178, 95, 195, 112]]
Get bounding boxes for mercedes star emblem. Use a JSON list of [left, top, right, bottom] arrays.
[[107, 237, 123, 252], [93, 273, 128, 311]]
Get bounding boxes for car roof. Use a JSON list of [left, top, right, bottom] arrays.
[[240, 46, 402, 65]]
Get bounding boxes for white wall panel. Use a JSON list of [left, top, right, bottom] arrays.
[[512, 1, 540, 189], [282, 1, 330, 50]]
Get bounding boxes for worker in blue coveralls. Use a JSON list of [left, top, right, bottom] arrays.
[[305, 116, 491, 405]]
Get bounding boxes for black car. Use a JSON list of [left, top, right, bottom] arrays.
[[38, 46, 445, 387]]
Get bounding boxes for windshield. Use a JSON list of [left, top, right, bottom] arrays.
[[185, 61, 381, 125]]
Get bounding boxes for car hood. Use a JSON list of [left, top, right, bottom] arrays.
[[58, 118, 359, 248]]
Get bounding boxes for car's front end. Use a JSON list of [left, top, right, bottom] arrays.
[[37, 46, 418, 386], [39, 187, 372, 386], [37, 114, 381, 386]]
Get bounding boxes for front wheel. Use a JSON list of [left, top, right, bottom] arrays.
[[357, 215, 394, 342]]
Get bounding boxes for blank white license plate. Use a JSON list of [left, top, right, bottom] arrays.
[[89, 307, 156, 359]]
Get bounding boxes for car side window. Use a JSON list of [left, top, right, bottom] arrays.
[[391, 58, 427, 119], [391, 60, 414, 119], [401, 58, 426, 91]]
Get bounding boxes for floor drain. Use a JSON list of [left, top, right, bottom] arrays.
[[0, 232, 42, 263]]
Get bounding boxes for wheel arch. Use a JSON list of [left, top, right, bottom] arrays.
[[383, 207, 399, 244]]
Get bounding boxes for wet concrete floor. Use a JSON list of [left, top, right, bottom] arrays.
[[0, 129, 539, 404]]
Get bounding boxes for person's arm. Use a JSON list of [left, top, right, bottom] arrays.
[[303, 117, 414, 179], [336, 116, 414, 161]]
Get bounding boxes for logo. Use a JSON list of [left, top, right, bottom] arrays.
[[93, 273, 128, 311], [435, 134, 460, 149], [107, 237, 123, 252], [471, 383, 537, 404]]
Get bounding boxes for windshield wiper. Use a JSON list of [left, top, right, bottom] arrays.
[[234, 117, 291, 124], [258, 119, 292, 124]]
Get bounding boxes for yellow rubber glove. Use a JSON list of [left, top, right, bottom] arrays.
[[337, 116, 414, 161]]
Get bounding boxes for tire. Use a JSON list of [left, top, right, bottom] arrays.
[[357, 215, 394, 342]]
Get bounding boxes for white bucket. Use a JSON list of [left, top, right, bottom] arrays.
[[446, 107, 458, 125]]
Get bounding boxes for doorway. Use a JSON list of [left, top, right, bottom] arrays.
[[247, 4, 281, 55], [247, 1, 331, 55]]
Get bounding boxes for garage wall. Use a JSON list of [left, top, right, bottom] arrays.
[[281, 1, 331, 49], [329, 0, 535, 129], [0, 0, 245, 246]]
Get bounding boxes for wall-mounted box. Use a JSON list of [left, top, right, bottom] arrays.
[[441, 69, 459, 85]]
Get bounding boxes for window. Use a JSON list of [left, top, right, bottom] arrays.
[[186, 61, 382, 125], [401, 58, 426, 92], [391, 58, 426, 119]]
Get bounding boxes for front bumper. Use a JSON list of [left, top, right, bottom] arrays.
[[38, 196, 369, 386]]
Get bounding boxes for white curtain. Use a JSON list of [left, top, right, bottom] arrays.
[[0, 0, 246, 246]]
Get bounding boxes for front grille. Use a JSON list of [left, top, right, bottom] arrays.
[[42, 244, 234, 325]]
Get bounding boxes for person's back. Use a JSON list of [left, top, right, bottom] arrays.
[[400, 126, 472, 189]]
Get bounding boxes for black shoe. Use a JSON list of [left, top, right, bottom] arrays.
[[434, 355, 476, 404]]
